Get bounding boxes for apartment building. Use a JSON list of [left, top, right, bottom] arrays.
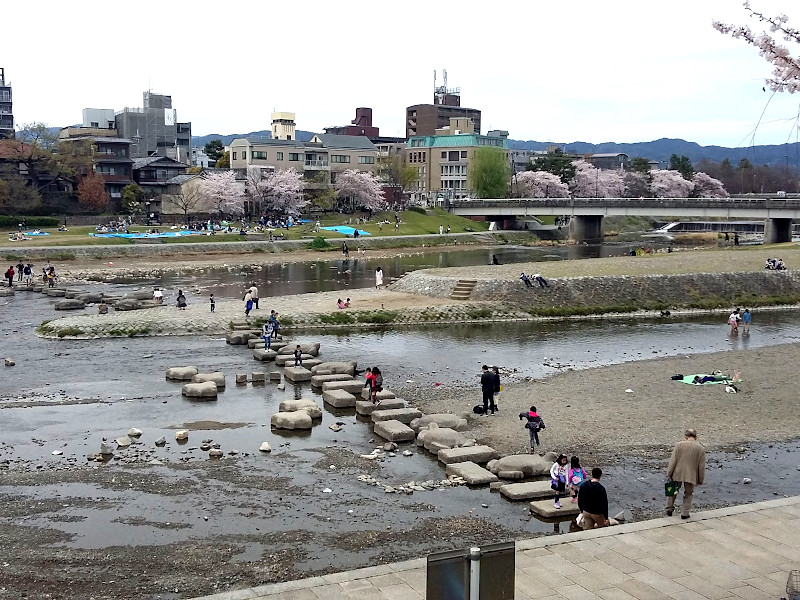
[[406, 86, 481, 138], [115, 92, 192, 163], [0, 68, 13, 139], [57, 127, 134, 201]]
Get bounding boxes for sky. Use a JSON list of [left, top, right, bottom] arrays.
[[2, 1, 800, 148]]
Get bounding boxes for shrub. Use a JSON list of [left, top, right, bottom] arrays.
[[356, 310, 399, 324], [0, 216, 60, 228], [309, 236, 330, 250], [467, 308, 493, 319], [56, 326, 84, 338], [408, 206, 427, 214], [279, 315, 293, 326], [319, 312, 356, 325]]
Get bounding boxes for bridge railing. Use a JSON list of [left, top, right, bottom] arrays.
[[449, 197, 800, 210]]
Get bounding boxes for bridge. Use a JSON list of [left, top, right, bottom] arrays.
[[449, 196, 800, 242]]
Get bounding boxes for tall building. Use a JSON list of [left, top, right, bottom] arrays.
[[82, 108, 116, 129], [406, 80, 481, 138], [271, 112, 296, 141], [325, 107, 380, 138], [57, 126, 134, 202], [115, 92, 192, 163], [0, 68, 13, 140]]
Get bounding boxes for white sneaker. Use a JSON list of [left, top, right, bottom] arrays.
[[554, 502, 561, 509]]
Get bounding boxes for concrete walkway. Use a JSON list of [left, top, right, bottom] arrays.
[[191, 496, 800, 600]]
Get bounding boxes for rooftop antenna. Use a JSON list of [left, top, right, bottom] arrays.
[[443, 68, 447, 91]]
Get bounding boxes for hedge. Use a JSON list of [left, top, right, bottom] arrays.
[[0, 216, 60, 228]]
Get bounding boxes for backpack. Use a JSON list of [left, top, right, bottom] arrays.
[[473, 404, 485, 414]]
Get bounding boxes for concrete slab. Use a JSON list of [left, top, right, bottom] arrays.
[[499, 480, 555, 501], [445, 461, 498, 485], [437, 445, 499, 465], [283, 366, 312, 382], [355, 398, 406, 416], [311, 373, 353, 388], [322, 389, 356, 408], [373, 420, 415, 442], [322, 380, 365, 394], [529, 499, 580, 518], [371, 408, 422, 424], [410, 413, 469, 432], [275, 353, 314, 367], [360, 388, 397, 401], [252, 348, 277, 362]]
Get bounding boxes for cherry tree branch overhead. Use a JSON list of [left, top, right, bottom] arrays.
[[713, 3, 800, 93]]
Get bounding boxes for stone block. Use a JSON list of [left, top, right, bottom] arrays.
[[410, 414, 469, 433], [311, 361, 356, 376], [0, 288, 14, 297], [251, 372, 266, 383], [166, 366, 198, 381], [54, 299, 86, 310], [360, 388, 397, 401], [226, 331, 254, 345], [529, 499, 579, 519], [114, 298, 142, 311], [275, 353, 314, 367], [322, 379, 365, 394], [498, 470, 525, 479], [322, 388, 356, 408], [252, 348, 278, 362], [417, 424, 476, 453], [76, 292, 104, 303], [269, 371, 281, 381], [191, 372, 226, 389], [181, 381, 218, 399], [355, 398, 406, 416], [373, 420, 415, 442], [284, 366, 312, 382], [437, 445, 499, 465], [446, 462, 498, 485], [277, 342, 320, 356], [45, 288, 67, 297], [499, 481, 556, 501], [271, 411, 313, 430], [371, 408, 422, 425], [314, 369, 332, 376], [235, 373, 247, 384], [486, 454, 550, 478], [310, 373, 353, 388], [279, 398, 322, 419]]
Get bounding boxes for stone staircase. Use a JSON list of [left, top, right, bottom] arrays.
[[450, 280, 477, 300]]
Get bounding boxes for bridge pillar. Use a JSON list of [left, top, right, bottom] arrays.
[[764, 218, 792, 244], [568, 215, 603, 242]]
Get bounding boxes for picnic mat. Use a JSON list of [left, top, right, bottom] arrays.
[[678, 374, 741, 385]]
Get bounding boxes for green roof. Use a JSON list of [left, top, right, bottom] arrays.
[[407, 134, 508, 149]]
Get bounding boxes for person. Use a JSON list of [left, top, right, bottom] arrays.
[[364, 367, 375, 397], [269, 310, 280, 338], [262, 321, 273, 349], [550, 454, 569, 509], [446, 224, 451, 234], [519, 406, 545, 452], [16, 261, 23, 281], [666, 429, 706, 519], [23, 264, 32, 285], [492, 366, 501, 412], [491, 255, 500, 265], [480, 365, 496, 416], [439, 224, 443, 235], [46, 266, 56, 288], [337, 298, 346, 309], [345, 297, 351, 307], [520, 272, 533, 287], [176, 290, 187, 310], [742, 308, 751, 334], [728, 309, 739, 337], [210, 294, 215, 313], [568, 456, 588, 503], [578, 467, 609, 530], [153, 288, 163, 304], [375, 266, 384, 289], [733, 232, 740, 246], [533, 273, 550, 288], [370, 367, 383, 404], [249, 285, 259, 310], [243, 290, 253, 316], [5, 265, 14, 287], [342, 241, 349, 258], [776, 258, 786, 270], [293, 344, 303, 367]]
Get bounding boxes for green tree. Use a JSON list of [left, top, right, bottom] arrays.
[[738, 158, 753, 170], [377, 154, 418, 204], [121, 184, 145, 214], [630, 157, 651, 173], [669, 154, 694, 180], [0, 163, 41, 214], [215, 151, 230, 168], [468, 147, 510, 198], [529, 149, 576, 183], [204, 140, 224, 162]]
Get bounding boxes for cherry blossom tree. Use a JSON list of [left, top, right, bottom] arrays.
[[714, 5, 800, 93], [199, 171, 244, 217], [514, 170, 570, 198], [569, 161, 625, 198], [623, 171, 651, 198], [334, 169, 385, 211], [692, 172, 730, 198], [262, 169, 306, 216], [650, 170, 695, 198]]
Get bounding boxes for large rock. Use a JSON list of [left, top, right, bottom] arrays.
[[446, 462, 498, 485], [191, 372, 226, 389], [374, 420, 415, 442], [371, 408, 422, 425], [499, 480, 556, 501], [114, 298, 142, 311], [45, 288, 67, 297], [0, 288, 14, 297], [252, 348, 278, 362], [54, 299, 86, 310], [283, 366, 312, 382], [76, 292, 104, 303], [356, 398, 405, 416], [486, 454, 550, 478], [271, 411, 313, 430], [311, 361, 356, 376], [277, 342, 320, 357], [181, 381, 218, 399], [310, 373, 353, 388], [322, 380, 365, 394], [437, 445, 499, 465], [279, 398, 322, 419], [529, 499, 579, 519], [417, 424, 476, 453], [175, 430, 189, 441], [360, 388, 397, 401], [322, 388, 356, 408], [166, 366, 198, 381], [275, 353, 314, 367], [226, 331, 255, 345], [410, 414, 469, 433]]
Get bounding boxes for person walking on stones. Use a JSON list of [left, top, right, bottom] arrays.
[[342, 241, 349, 258], [480, 365, 496, 416], [262, 321, 273, 349], [46, 266, 56, 288], [550, 453, 569, 509], [244, 289, 253, 317], [249, 284, 259, 310], [5, 265, 14, 287], [176, 290, 187, 310], [269, 310, 280, 338], [519, 405, 545, 453], [666, 428, 706, 519], [293, 344, 303, 367], [370, 367, 383, 404], [23, 264, 33, 285], [492, 366, 501, 412], [16, 261, 23, 281], [578, 467, 609, 530], [742, 308, 751, 334], [375, 266, 384, 289], [209, 294, 215, 313], [728, 309, 740, 337]]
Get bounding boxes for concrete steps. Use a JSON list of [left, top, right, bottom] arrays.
[[450, 279, 477, 300]]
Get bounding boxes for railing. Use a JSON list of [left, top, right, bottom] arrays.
[[304, 159, 329, 168], [449, 197, 800, 210]]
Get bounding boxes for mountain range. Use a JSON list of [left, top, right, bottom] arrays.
[[191, 131, 799, 168]]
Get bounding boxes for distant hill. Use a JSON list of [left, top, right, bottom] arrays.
[[192, 130, 315, 147]]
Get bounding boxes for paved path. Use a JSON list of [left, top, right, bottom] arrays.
[[190, 496, 800, 600]]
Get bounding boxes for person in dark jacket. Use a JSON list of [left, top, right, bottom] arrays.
[[480, 365, 495, 415], [577, 467, 608, 530], [492, 366, 501, 412]]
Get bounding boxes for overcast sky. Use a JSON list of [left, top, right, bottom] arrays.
[[2, 1, 799, 147]]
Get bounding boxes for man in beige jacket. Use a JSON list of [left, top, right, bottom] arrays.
[[666, 429, 706, 519]]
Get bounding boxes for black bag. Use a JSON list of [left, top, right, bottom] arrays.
[[671, 374, 683, 380], [473, 404, 485, 415]]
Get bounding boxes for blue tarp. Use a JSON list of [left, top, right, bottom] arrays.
[[318, 226, 371, 236], [89, 231, 202, 239], [24, 231, 50, 236]]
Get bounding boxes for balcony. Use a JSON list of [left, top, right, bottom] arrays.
[[304, 159, 329, 169]]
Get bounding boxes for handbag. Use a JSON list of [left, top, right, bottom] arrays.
[[665, 480, 680, 497]]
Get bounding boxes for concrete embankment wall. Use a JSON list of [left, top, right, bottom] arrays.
[[391, 269, 800, 311]]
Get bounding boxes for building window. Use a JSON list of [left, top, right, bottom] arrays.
[[448, 151, 459, 161], [331, 154, 350, 163], [461, 151, 468, 159], [276, 152, 284, 160], [441, 151, 447, 159], [252, 151, 267, 159], [289, 153, 300, 161], [358, 156, 375, 164], [232, 152, 237, 160], [242, 152, 247, 159], [157, 169, 167, 179], [90, 121, 99, 127]]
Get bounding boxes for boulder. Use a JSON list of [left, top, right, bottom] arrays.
[[181, 381, 218, 399], [542, 451, 558, 463], [127, 428, 143, 437], [208, 448, 224, 458], [322, 389, 356, 408], [259, 442, 272, 453], [284, 366, 312, 382], [271, 411, 313, 430], [446, 462, 499, 485], [417, 424, 476, 453], [235, 373, 247, 384], [45, 288, 67, 297], [0, 288, 13, 297], [252, 348, 278, 362], [311, 361, 357, 376], [54, 299, 86, 311], [356, 398, 405, 416], [486, 454, 550, 478], [4, 358, 15, 367], [114, 298, 142, 311], [63, 289, 81, 299], [100, 442, 114, 455], [154, 437, 167, 447], [76, 292, 104, 303], [499, 481, 556, 501], [437, 445, 499, 465], [410, 414, 469, 433], [277, 342, 321, 357], [275, 353, 314, 367], [314, 369, 332, 376], [269, 371, 281, 381], [310, 373, 352, 388], [279, 398, 322, 419], [529, 499, 579, 519], [226, 331, 255, 345], [360, 388, 397, 401], [371, 408, 423, 425], [166, 366, 198, 381], [191, 372, 226, 389], [322, 380, 365, 394], [129, 290, 155, 300], [116, 436, 131, 448], [373, 420, 415, 442]]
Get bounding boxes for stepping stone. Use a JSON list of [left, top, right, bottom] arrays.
[[437, 445, 499, 465], [356, 398, 406, 416], [181, 381, 218, 399], [499, 480, 555, 501], [373, 420, 415, 442], [166, 366, 198, 381], [235, 373, 247, 384], [322, 389, 356, 408], [275, 353, 314, 367], [251, 372, 266, 383], [278, 398, 322, 419], [410, 414, 469, 432], [191, 372, 226, 389], [322, 380, 365, 394], [277, 342, 320, 356], [360, 388, 397, 401], [371, 408, 422, 424], [529, 499, 579, 519], [311, 373, 353, 388], [284, 366, 312, 382], [271, 411, 312, 430], [446, 461, 498, 485], [311, 361, 357, 376], [252, 348, 278, 362], [269, 371, 281, 381]]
